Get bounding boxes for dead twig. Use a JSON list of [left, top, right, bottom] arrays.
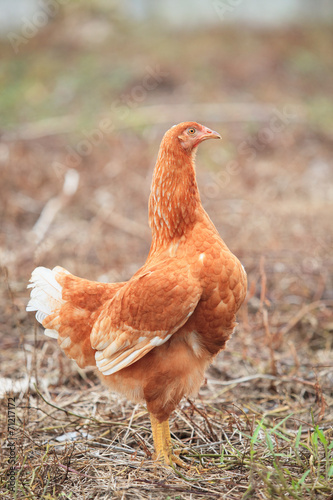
[[98, 208, 150, 240], [279, 300, 333, 337], [31, 169, 80, 245]]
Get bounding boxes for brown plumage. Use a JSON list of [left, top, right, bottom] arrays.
[[27, 122, 247, 466]]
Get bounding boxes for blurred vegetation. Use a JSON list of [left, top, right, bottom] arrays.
[[1, 4, 332, 499], [1, 5, 333, 134]]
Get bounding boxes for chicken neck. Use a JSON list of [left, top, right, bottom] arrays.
[[148, 144, 201, 253]]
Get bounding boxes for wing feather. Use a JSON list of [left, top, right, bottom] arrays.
[[91, 261, 201, 376]]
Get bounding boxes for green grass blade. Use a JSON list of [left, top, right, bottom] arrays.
[[297, 469, 311, 486], [295, 425, 302, 450]]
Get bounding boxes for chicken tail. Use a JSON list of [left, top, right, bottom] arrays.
[[27, 266, 66, 338], [27, 266, 97, 367]]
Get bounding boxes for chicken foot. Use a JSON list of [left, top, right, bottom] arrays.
[[149, 414, 189, 468]]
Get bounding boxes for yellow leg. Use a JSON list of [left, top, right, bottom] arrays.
[[149, 414, 188, 468]]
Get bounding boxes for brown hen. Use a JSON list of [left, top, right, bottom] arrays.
[[27, 122, 247, 467]]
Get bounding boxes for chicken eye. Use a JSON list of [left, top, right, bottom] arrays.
[[187, 128, 196, 135]]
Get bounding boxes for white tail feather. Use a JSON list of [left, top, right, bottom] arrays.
[[36, 310, 48, 324], [26, 266, 65, 333], [45, 329, 59, 339]]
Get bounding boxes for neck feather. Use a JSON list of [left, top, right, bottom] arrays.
[[148, 142, 201, 250]]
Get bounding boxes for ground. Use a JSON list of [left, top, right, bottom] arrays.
[[0, 4, 333, 499]]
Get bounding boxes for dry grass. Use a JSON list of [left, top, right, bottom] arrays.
[[1, 292, 332, 499], [1, 7, 333, 499]]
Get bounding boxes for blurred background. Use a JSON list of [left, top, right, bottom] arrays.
[[1, 0, 332, 397], [1, 2, 333, 496]]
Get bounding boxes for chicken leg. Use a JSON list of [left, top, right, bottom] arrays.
[[149, 414, 187, 468]]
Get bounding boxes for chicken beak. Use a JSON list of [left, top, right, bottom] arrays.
[[199, 127, 222, 142]]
